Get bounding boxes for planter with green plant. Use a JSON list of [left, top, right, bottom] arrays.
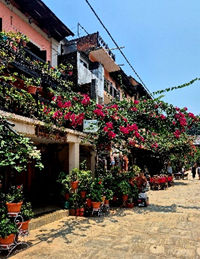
[[103, 189, 113, 205], [118, 180, 131, 201], [57, 172, 70, 201], [0, 218, 18, 245], [69, 192, 81, 216], [78, 169, 92, 198], [69, 168, 79, 190], [17, 202, 34, 231], [90, 178, 103, 209], [5, 185, 24, 216]]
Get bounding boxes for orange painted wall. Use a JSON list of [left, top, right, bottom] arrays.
[[0, 2, 51, 62]]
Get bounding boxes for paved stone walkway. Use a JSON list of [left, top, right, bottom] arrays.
[[7, 173, 200, 258]]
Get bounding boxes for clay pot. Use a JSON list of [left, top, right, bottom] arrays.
[[69, 209, 76, 216], [86, 198, 92, 208], [127, 203, 134, 208], [0, 234, 15, 245], [17, 220, 30, 231], [79, 208, 84, 216], [104, 200, 109, 205], [28, 85, 37, 94], [92, 201, 101, 209], [122, 195, 128, 202], [80, 191, 86, 199], [76, 208, 80, 216], [6, 201, 23, 216], [71, 181, 79, 190]]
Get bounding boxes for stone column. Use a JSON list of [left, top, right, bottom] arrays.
[[69, 142, 80, 172], [90, 150, 96, 177]]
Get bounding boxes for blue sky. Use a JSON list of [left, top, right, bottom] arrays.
[[43, 0, 200, 115]]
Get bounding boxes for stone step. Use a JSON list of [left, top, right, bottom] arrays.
[[29, 209, 69, 231]]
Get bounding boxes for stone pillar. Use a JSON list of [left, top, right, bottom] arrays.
[[90, 150, 96, 177], [69, 142, 80, 172]]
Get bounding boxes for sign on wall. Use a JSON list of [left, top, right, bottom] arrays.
[[83, 120, 98, 133]]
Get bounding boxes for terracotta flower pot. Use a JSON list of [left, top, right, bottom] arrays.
[[80, 191, 86, 198], [113, 196, 117, 202], [127, 203, 134, 208], [0, 234, 15, 245], [65, 193, 70, 201], [104, 199, 109, 205], [86, 198, 92, 207], [6, 201, 23, 216], [69, 209, 76, 216], [71, 181, 79, 190], [17, 220, 30, 231], [79, 208, 84, 216], [76, 208, 80, 216], [28, 85, 37, 94], [122, 195, 128, 202], [92, 201, 101, 209]]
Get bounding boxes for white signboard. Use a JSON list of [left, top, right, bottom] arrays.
[[83, 120, 98, 133]]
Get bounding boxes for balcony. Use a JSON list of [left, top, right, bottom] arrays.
[[0, 33, 77, 131], [71, 32, 120, 73]]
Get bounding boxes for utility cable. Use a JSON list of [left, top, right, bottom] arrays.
[[85, 0, 152, 98]]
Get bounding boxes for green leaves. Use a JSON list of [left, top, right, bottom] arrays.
[[0, 117, 43, 173]]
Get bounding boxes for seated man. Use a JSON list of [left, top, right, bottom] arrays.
[[135, 171, 147, 192]]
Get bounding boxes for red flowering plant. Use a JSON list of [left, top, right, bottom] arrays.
[[87, 96, 198, 171], [42, 91, 96, 130]]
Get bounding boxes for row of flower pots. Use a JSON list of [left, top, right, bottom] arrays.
[[0, 185, 34, 246]]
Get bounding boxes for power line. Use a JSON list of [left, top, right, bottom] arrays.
[[85, 0, 152, 97]]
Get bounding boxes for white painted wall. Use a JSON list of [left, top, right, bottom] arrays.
[[77, 52, 104, 103]]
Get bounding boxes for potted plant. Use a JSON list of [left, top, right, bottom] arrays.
[[57, 172, 70, 200], [69, 193, 80, 216], [78, 169, 92, 198], [118, 180, 131, 201], [18, 202, 34, 231], [5, 185, 24, 216], [69, 168, 79, 190], [0, 217, 18, 245], [103, 189, 113, 206], [22, 76, 41, 95], [90, 178, 103, 209]]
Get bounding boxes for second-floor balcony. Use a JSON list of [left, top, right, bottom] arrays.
[[65, 32, 120, 73]]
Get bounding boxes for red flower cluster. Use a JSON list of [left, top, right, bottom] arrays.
[[160, 114, 166, 120], [151, 143, 158, 149], [81, 94, 90, 106], [107, 131, 116, 139], [94, 109, 105, 117], [173, 129, 181, 138], [188, 112, 196, 119], [120, 126, 129, 134], [52, 110, 63, 119], [130, 107, 138, 112], [134, 100, 139, 105]]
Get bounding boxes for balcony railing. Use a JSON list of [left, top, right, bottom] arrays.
[[97, 34, 116, 61], [0, 35, 77, 131]]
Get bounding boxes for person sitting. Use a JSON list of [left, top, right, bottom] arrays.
[[135, 171, 147, 192]]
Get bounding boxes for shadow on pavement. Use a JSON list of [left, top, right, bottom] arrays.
[[174, 181, 188, 186], [134, 203, 177, 214]]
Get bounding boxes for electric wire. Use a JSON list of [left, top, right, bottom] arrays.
[[85, 0, 152, 98]]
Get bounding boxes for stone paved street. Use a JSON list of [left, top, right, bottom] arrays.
[[8, 173, 200, 259]]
